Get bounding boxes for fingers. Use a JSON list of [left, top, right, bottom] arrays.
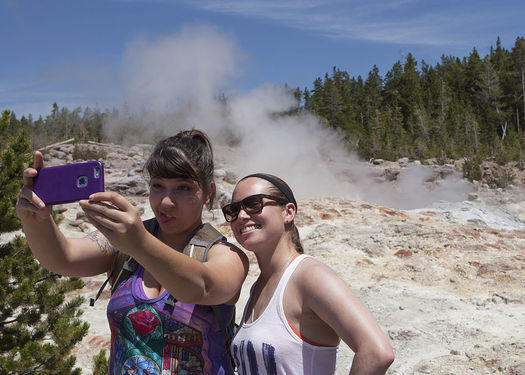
[[33, 151, 44, 169], [84, 213, 114, 240], [82, 206, 120, 232], [88, 192, 133, 212], [18, 185, 46, 209], [23, 167, 38, 189], [16, 195, 44, 213], [22, 152, 45, 189], [79, 199, 123, 223]]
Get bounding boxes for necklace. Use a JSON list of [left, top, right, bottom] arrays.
[[250, 252, 297, 322]]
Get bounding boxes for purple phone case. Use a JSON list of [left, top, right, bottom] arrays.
[[33, 161, 105, 205]]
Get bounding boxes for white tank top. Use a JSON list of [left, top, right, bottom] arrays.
[[231, 254, 338, 375]]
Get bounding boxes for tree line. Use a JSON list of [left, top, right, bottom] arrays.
[[297, 36, 525, 167]]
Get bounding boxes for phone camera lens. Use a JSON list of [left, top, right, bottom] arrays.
[[77, 176, 88, 188]]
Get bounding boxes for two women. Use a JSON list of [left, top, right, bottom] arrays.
[[18, 128, 393, 374], [222, 173, 394, 374], [17, 130, 248, 374]]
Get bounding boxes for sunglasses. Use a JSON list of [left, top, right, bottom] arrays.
[[222, 194, 289, 222]]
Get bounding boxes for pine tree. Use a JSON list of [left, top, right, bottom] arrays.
[[0, 110, 31, 233], [0, 110, 89, 375]]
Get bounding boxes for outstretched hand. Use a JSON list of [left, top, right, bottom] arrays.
[[16, 151, 53, 221], [79, 192, 147, 255]]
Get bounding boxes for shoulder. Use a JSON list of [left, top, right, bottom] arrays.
[[208, 240, 249, 265], [294, 256, 337, 281], [292, 256, 350, 302]]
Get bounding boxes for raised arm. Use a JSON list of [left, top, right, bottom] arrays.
[[135, 237, 249, 305], [80, 192, 249, 305], [16, 151, 116, 277], [299, 260, 394, 375]]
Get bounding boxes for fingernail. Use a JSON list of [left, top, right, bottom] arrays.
[[38, 202, 45, 208]]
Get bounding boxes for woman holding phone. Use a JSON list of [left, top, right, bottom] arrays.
[[17, 129, 248, 375], [221, 173, 394, 375]]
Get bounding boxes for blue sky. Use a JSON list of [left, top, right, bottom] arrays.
[[1, 0, 524, 119]]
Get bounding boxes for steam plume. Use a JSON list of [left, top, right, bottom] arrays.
[[104, 25, 473, 209]]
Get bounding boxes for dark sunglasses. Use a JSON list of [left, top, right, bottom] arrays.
[[222, 194, 289, 222]]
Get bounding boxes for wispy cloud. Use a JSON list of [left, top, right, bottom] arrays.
[[178, 0, 522, 47]]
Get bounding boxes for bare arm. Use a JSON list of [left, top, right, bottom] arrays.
[[134, 236, 249, 305], [16, 151, 115, 277], [300, 260, 394, 375], [80, 192, 249, 305]]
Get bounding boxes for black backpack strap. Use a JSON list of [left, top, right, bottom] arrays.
[[109, 255, 138, 294], [142, 217, 159, 234], [89, 275, 111, 307], [90, 218, 158, 306]]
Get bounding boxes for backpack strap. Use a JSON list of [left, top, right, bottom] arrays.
[[90, 219, 225, 304], [182, 222, 225, 262], [90, 218, 157, 306], [182, 222, 237, 367]]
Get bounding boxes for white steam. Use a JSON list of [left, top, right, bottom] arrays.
[[122, 25, 243, 114], [105, 25, 474, 209]]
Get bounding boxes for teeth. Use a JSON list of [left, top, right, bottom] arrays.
[[240, 225, 260, 234]]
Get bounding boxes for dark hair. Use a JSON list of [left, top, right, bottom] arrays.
[[241, 173, 304, 254], [145, 129, 216, 209]]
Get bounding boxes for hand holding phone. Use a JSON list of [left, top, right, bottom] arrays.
[[33, 161, 105, 205]]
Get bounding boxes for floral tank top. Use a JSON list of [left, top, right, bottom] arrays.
[[107, 264, 234, 375]]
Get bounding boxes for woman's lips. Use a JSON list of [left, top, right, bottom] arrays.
[[158, 212, 175, 223]]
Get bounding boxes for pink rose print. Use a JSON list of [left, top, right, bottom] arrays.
[[129, 309, 160, 334]]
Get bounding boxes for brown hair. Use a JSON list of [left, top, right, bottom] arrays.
[[241, 173, 304, 254], [144, 129, 216, 209]]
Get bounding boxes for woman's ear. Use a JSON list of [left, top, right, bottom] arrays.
[[283, 202, 296, 224]]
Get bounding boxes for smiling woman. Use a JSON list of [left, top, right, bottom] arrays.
[[16, 129, 249, 375], [223, 173, 394, 375]]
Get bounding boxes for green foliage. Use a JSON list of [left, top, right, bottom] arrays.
[[462, 155, 483, 182], [0, 111, 89, 374], [0, 237, 89, 375], [90, 350, 109, 375], [0, 111, 31, 233], [26, 104, 107, 150], [302, 36, 525, 168]]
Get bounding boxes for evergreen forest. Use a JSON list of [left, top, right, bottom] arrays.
[[299, 36, 525, 166]]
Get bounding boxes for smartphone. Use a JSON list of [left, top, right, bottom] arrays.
[[33, 161, 105, 205]]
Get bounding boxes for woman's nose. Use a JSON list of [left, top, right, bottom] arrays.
[[160, 193, 176, 207], [236, 206, 250, 220]]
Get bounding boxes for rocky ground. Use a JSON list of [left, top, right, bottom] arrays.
[[6, 142, 524, 375]]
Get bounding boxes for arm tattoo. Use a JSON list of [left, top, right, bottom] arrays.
[[86, 231, 116, 255]]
